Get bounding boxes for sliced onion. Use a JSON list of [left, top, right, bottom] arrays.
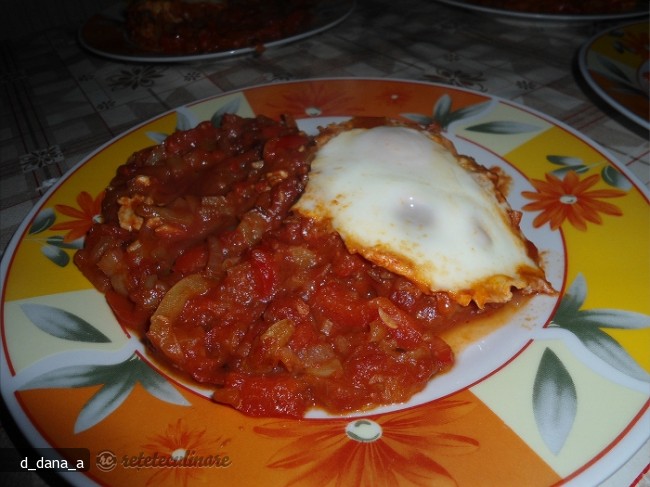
[[261, 319, 295, 348], [152, 273, 212, 323]]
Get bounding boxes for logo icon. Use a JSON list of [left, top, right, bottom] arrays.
[[95, 450, 117, 472]]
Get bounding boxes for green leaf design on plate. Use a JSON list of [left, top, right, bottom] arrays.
[[433, 94, 453, 125], [593, 56, 647, 97], [400, 112, 434, 126], [601, 165, 632, 191], [19, 363, 121, 389], [134, 358, 191, 405], [550, 164, 592, 178], [146, 131, 168, 144], [20, 304, 111, 343], [533, 348, 577, 455], [565, 308, 650, 330], [176, 109, 195, 131], [550, 274, 650, 382], [29, 208, 56, 235], [46, 235, 84, 250], [546, 156, 627, 182], [547, 155, 584, 167], [555, 273, 587, 316], [571, 327, 650, 382], [464, 120, 539, 134], [402, 96, 491, 130], [40, 244, 70, 267], [75, 373, 137, 433], [211, 98, 242, 127], [597, 55, 633, 84], [19, 354, 189, 433], [446, 100, 492, 126]]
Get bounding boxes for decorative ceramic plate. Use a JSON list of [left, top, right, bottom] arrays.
[[79, 0, 355, 63], [1, 79, 649, 487], [434, 0, 649, 24], [579, 21, 650, 131]]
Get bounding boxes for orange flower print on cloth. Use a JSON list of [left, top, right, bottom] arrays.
[[254, 398, 478, 487], [50, 190, 105, 242], [140, 419, 231, 487], [521, 171, 626, 231]]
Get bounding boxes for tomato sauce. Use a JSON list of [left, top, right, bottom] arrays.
[[76, 114, 499, 418]]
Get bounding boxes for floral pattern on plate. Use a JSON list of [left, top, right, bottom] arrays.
[[579, 21, 650, 130], [1, 79, 648, 487]]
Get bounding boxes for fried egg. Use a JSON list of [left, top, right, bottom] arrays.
[[293, 121, 551, 307]]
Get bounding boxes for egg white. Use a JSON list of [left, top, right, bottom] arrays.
[[293, 124, 544, 306]]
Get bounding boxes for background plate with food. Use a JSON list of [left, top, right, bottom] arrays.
[[79, 0, 355, 63]]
